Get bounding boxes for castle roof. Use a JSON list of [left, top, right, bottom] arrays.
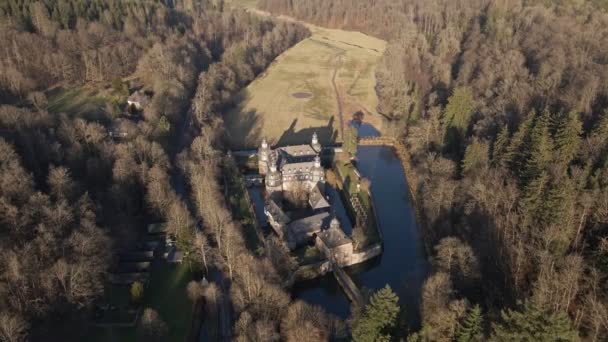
[[318, 224, 352, 248], [280, 145, 317, 158], [281, 161, 314, 174], [286, 212, 331, 248], [265, 198, 290, 225], [309, 184, 330, 210]]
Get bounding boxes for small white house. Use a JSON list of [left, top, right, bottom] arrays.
[[127, 91, 150, 111]]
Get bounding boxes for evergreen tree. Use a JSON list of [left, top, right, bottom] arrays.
[[505, 111, 535, 177], [352, 285, 400, 342], [491, 301, 579, 341], [443, 87, 475, 155], [522, 170, 549, 223], [523, 110, 553, 184], [457, 304, 484, 342], [443, 87, 475, 135], [541, 176, 577, 254], [553, 111, 582, 166], [491, 124, 510, 166], [591, 109, 608, 143]]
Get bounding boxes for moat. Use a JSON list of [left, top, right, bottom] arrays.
[[293, 145, 429, 325]]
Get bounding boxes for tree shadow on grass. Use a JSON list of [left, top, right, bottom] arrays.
[[275, 116, 338, 146], [225, 107, 263, 149]]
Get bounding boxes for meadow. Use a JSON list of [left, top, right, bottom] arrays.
[[224, 16, 386, 148]]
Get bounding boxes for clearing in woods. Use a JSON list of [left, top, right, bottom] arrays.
[[224, 13, 386, 149]]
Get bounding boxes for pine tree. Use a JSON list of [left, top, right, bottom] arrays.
[[523, 110, 553, 184], [522, 170, 549, 223], [352, 285, 401, 342], [591, 109, 608, 143], [541, 176, 577, 254], [457, 304, 484, 342], [491, 124, 510, 166], [443, 87, 475, 156], [491, 302, 579, 341], [553, 111, 582, 166], [505, 111, 535, 178], [443, 87, 475, 136]]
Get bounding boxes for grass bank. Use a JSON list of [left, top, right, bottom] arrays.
[[225, 21, 386, 149], [333, 158, 380, 250]]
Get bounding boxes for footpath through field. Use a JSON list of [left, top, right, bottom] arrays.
[[224, 4, 386, 148]]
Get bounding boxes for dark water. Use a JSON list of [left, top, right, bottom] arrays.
[[247, 187, 268, 228], [354, 122, 380, 137], [294, 146, 429, 325]]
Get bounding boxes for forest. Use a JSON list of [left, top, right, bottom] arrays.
[[257, 0, 608, 340], [2, 0, 608, 341], [0, 0, 329, 340]]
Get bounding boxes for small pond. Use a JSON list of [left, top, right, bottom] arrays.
[[292, 92, 313, 99]]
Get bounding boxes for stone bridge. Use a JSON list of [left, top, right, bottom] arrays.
[[243, 174, 264, 187], [332, 264, 364, 306], [358, 136, 396, 146]]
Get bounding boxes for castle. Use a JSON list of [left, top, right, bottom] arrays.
[[260, 133, 349, 253], [258, 132, 325, 196]]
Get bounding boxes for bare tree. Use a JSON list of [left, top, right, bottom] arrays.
[[0, 312, 28, 342], [137, 308, 168, 342], [433, 237, 480, 291]]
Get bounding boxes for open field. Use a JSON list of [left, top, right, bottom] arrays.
[[224, 8, 386, 148], [47, 87, 110, 120], [91, 262, 195, 341]]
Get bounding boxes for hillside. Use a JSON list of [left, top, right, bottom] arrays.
[[224, 11, 386, 148]]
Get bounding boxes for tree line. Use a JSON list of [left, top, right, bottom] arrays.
[[259, 0, 608, 340], [0, 0, 315, 340]]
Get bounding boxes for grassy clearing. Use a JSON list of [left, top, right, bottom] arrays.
[[47, 87, 110, 119], [225, 20, 386, 148], [225, 162, 264, 253], [91, 262, 195, 342], [146, 262, 195, 341], [334, 159, 380, 250]]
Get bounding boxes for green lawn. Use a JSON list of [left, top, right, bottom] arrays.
[[226, 164, 263, 253], [47, 87, 110, 119], [91, 262, 196, 342], [146, 262, 195, 341], [224, 18, 386, 148], [334, 159, 380, 249]]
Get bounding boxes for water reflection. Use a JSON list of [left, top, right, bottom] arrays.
[[294, 146, 429, 327], [351, 120, 380, 138], [292, 273, 351, 318], [247, 186, 268, 229]]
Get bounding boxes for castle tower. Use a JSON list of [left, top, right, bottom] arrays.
[[266, 163, 283, 195], [258, 138, 270, 174], [330, 216, 340, 230], [311, 155, 325, 190], [311, 132, 321, 152]]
